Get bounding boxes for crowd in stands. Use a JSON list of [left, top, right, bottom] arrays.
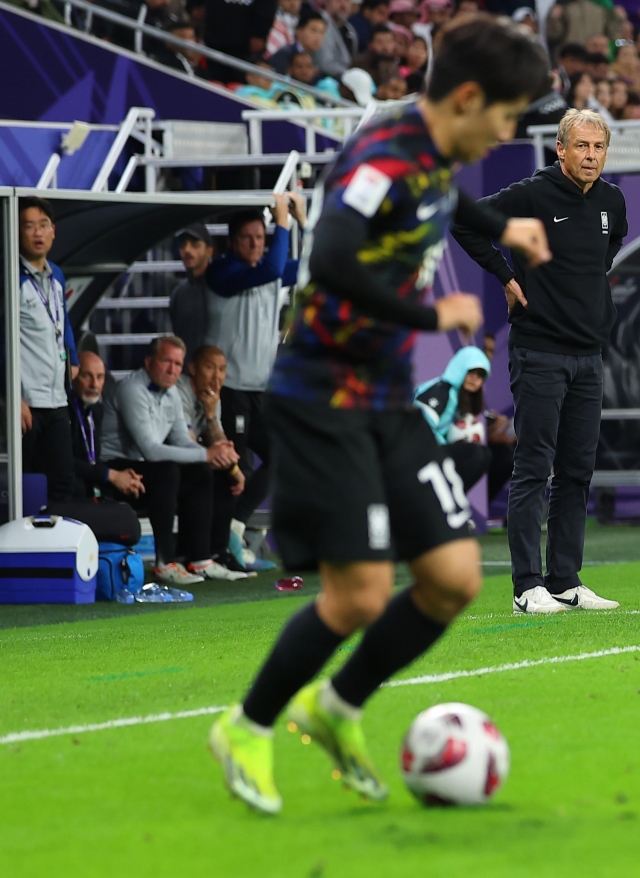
[[10, 0, 640, 119]]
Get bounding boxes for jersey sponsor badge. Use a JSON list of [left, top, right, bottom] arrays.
[[367, 503, 390, 550], [342, 164, 392, 218], [601, 211, 609, 234]]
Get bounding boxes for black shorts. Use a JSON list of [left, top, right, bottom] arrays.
[[267, 394, 472, 571]]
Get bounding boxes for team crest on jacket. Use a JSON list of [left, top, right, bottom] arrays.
[[601, 211, 609, 234]]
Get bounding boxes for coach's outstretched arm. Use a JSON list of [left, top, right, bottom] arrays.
[[309, 207, 481, 335]]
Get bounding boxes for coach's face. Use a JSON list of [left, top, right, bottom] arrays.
[[557, 123, 607, 190]]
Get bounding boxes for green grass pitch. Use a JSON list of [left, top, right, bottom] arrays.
[[1, 532, 639, 877]]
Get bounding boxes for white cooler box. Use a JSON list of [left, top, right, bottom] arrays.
[[0, 515, 98, 604]]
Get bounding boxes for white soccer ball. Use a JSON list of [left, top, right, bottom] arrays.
[[400, 702, 510, 806], [447, 413, 485, 444]]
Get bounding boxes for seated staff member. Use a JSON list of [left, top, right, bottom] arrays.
[[69, 351, 144, 501], [414, 346, 492, 493], [101, 335, 248, 585], [176, 345, 251, 575], [204, 192, 307, 546]]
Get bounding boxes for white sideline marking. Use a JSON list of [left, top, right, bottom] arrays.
[[384, 645, 640, 688], [2, 645, 638, 747], [0, 705, 227, 746]]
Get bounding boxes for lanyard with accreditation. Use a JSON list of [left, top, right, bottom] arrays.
[[29, 275, 67, 362]]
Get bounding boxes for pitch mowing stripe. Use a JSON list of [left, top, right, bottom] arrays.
[[2, 645, 639, 747]]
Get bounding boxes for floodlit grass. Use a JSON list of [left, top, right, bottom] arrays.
[[1, 540, 639, 877]]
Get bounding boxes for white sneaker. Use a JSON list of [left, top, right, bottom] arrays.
[[188, 560, 249, 582], [154, 562, 204, 585], [551, 585, 620, 610], [513, 586, 567, 615]]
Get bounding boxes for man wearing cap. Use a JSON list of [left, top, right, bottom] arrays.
[[169, 223, 214, 364]]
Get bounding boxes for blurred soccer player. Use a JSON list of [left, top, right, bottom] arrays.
[[210, 14, 551, 814]]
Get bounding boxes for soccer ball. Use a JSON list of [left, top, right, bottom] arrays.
[[400, 703, 510, 806], [447, 413, 485, 444]]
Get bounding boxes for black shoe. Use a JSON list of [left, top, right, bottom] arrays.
[[213, 550, 248, 573]]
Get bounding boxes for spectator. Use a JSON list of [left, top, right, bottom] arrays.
[[416, 0, 452, 40], [399, 34, 427, 78], [204, 194, 306, 541], [287, 51, 317, 85], [586, 51, 611, 83], [266, 0, 302, 57], [352, 24, 398, 86], [546, 1, 623, 63], [186, 0, 206, 40], [376, 72, 407, 99], [176, 345, 250, 572], [481, 333, 517, 505], [556, 43, 589, 95], [348, 0, 389, 52], [69, 351, 144, 501], [585, 34, 611, 58], [315, 0, 359, 78], [101, 336, 246, 584], [595, 79, 612, 112], [169, 223, 214, 365], [515, 86, 568, 141], [455, 0, 479, 15], [611, 41, 640, 92], [234, 57, 281, 106], [566, 72, 596, 110], [609, 77, 629, 119], [621, 91, 640, 119], [388, 0, 418, 30], [151, 15, 205, 77], [204, 0, 278, 82], [19, 196, 78, 504], [414, 347, 492, 493], [268, 9, 327, 75], [388, 22, 413, 61], [94, 0, 172, 54], [511, 6, 537, 33]]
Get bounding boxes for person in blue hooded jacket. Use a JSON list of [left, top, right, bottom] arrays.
[[414, 346, 492, 493]]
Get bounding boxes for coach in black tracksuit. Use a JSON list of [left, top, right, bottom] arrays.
[[452, 109, 627, 614]]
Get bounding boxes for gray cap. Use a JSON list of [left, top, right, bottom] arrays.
[[175, 223, 213, 246]]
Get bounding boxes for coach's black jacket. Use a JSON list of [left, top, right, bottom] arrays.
[[451, 161, 628, 356]]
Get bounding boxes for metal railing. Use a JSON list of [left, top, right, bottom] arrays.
[[242, 107, 367, 155], [43, 0, 355, 108]]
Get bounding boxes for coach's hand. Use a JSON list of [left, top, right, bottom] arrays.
[[108, 468, 145, 498], [207, 440, 239, 470], [504, 278, 528, 312], [501, 218, 551, 268], [435, 293, 483, 337], [21, 400, 32, 434]]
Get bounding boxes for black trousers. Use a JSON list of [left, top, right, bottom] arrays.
[[508, 345, 603, 597], [220, 387, 270, 524], [487, 441, 515, 503], [107, 459, 213, 565], [446, 442, 492, 494], [22, 407, 75, 503], [211, 469, 235, 556]]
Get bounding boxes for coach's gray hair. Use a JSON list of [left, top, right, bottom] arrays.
[[557, 108, 611, 148], [147, 335, 187, 357]]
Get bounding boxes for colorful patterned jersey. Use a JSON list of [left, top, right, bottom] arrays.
[[270, 102, 457, 411]]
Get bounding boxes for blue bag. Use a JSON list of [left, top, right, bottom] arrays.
[[97, 543, 145, 601]]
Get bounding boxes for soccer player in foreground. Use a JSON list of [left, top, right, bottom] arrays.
[[210, 15, 551, 814]]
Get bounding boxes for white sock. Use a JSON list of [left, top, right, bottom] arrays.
[[235, 705, 273, 738], [319, 680, 362, 722]]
